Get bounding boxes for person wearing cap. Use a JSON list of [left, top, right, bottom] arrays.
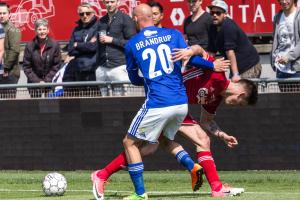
[[208, 0, 261, 83], [271, 0, 300, 92]]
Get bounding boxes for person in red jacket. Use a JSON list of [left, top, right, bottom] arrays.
[[23, 18, 61, 98]]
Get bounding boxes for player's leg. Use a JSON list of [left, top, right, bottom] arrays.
[[123, 135, 148, 200], [91, 152, 127, 200], [179, 124, 223, 192], [123, 106, 174, 200], [160, 138, 203, 191], [91, 144, 159, 200], [179, 123, 244, 197], [161, 104, 203, 191], [92, 152, 127, 181]]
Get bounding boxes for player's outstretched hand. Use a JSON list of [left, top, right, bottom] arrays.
[[221, 132, 238, 148], [213, 57, 230, 72], [171, 48, 193, 63]]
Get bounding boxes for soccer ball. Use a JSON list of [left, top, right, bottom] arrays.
[[42, 172, 67, 196]]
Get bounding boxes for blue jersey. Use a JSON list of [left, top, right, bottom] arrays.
[[125, 26, 188, 108]]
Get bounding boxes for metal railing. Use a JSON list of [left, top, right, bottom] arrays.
[[0, 78, 300, 100], [0, 81, 145, 100], [252, 78, 300, 94]]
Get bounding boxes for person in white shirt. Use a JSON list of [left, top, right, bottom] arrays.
[[272, 0, 300, 91]]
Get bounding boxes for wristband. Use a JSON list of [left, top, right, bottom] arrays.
[[233, 72, 240, 76]]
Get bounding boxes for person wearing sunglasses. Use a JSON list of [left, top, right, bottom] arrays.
[[95, 0, 136, 96], [207, 0, 261, 83], [63, 3, 98, 85]]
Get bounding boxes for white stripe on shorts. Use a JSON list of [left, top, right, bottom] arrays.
[[128, 104, 188, 143], [128, 108, 148, 137]]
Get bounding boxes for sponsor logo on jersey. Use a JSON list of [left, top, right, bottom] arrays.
[[144, 30, 158, 37]]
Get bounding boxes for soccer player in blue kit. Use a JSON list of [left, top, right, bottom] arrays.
[[92, 4, 230, 200], [122, 4, 228, 200], [123, 4, 194, 200]]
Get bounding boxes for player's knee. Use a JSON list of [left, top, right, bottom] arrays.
[[122, 136, 130, 148], [195, 130, 211, 148]]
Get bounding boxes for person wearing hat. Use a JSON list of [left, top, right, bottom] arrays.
[[208, 0, 261, 83]]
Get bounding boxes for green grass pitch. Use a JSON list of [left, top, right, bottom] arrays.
[[0, 170, 299, 199]]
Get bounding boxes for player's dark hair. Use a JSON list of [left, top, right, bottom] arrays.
[[148, 1, 164, 13], [0, 2, 9, 9], [238, 79, 258, 105]]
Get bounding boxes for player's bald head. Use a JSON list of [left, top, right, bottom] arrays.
[[133, 3, 153, 27]]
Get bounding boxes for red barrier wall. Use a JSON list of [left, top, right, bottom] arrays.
[[2, 0, 281, 42]]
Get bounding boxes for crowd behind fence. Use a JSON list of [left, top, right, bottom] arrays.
[[0, 78, 299, 100]]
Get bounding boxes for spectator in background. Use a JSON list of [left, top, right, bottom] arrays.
[[271, 0, 300, 92], [96, 0, 136, 96], [148, 1, 164, 28], [0, 21, 4, 97], [0, 2, 21, 98], [63, 3, 98, 83], [184, 0, 212, 51], [208, 0, 261, 82], [23, 18, 61, 98]]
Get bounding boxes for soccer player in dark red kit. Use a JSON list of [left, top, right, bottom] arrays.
[[91, 44, 257, 198]]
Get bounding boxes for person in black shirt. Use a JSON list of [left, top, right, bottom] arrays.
[[96, 0, 136, 96], [208, 0, 261, 82], [184, 0, 212, 51]]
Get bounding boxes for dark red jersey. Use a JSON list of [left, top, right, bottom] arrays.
[[183, 68, 230, 114]]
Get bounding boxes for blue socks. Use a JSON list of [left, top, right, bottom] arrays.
[[175, 150, 195, 172], [128, 162, 145, 195]]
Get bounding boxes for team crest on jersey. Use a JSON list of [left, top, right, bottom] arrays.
[[144, 30, 158, 37], [196, 87, 216, 104], [197, 88, 208, 104]]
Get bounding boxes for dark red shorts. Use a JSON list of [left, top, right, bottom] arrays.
[[182, 114, 199, 125]]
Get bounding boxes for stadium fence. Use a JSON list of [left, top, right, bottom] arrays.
[[0, 78, 299, 99]]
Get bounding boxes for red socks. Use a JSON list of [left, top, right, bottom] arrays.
[[197, 151, 222, 192], [97, 151, 127, 180], [97, 150, 223, 192]]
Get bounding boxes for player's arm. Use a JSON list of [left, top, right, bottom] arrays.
[[125, 44, 144, 86], [200, 108, 238, 148], [226, 50, 240, 82], [172, 46, 230, 72]]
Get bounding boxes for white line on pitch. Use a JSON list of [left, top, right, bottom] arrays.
[[0, 189, 300, 195]]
